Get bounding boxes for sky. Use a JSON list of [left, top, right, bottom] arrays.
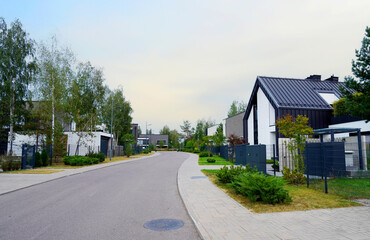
[[1, 0, 370, 133]]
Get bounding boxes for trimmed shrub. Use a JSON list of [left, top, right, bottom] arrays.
[[282, 167, 306, 185], [41, 149, 49, 166], [63, 156, 99, 166], [232, 172, 292, 204], [193, 148, 200, 154], [35, 152, 42, 167], [1, 159, 21, 171], [216, 165, 257, 184], [88, 152, 106, 162], [207, 158, 216, 163], [199, 151, 213, 157]]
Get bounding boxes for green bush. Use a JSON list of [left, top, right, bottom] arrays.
[[232, 172, 292, 204], [199, 151, 213, 157], [282, 167, 306, 185], [193, 148, 200, 153], [1, 159, 21, 171], [87, 152, 105, 162], [35, 152, 42, 167], [41, 149, 49, 166], [63, 156, 99, 166], [272, 162, 279, 171], [207, 158, 216, 163], [125, 145, 132, 157], [216, 165, 257, 184]]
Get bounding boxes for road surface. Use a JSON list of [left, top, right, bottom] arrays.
[[0, 152, 200, 240]]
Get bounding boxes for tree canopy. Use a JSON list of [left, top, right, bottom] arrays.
[[340, 26, 370, 121], [227, 100, 246, 117], [0, 18, 36, 154]]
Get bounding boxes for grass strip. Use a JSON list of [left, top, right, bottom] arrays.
[[198, 156, 233, 165], [201, 169, 361, 213], [3, 169, 63, 174]]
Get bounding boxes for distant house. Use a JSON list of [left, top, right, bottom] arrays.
[[138, 134, 168, 148], [225, 112, 244, 139], [243, 75, 368, 149]]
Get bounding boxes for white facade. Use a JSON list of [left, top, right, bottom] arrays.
[[328, 120, 370, 139], [257, 89, 276, 145], [7, 133, 45, 156], [65, 131, 111, 156], [207, 125, 218, 136], [247, 89, 276, 146], [7, 131, 111, 157]]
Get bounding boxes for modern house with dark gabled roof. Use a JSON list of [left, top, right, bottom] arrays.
[[243, 75, 354, 149]]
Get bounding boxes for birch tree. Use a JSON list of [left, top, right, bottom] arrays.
[[0, 18, 36, 155]]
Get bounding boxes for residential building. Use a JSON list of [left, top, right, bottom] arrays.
[[225, 112, 244, 139], [138, 134, 168, 148]]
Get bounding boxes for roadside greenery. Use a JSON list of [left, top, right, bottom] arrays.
[[202, 170, 360, 213], [198, 156, 232, 165], [339, 26, 370, 121]]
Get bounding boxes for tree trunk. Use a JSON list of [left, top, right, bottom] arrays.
[[8, 78, 15, 156]]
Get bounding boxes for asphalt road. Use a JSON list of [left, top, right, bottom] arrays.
[[0, 152, 201, 240]]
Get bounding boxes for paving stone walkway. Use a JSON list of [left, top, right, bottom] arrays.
[[178, 153, 370, 240]]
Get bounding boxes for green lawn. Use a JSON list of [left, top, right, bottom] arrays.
[[198, 156, 233, 165], [202, 169, 361, 213], [309, 177, 370, 199]]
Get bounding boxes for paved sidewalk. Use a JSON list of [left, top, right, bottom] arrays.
[[178, 153, 370, 240], [0, 153, 159, 195]]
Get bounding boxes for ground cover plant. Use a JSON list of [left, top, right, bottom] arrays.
[[232, 172, 291, 204], [198, 156, 233, 165], [202, 169, 360, 213]]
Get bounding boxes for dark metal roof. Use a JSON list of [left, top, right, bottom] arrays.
[[257, 76, 349, 110], [313, 127, 360, 135]]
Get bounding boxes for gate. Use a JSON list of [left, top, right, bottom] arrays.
[[21, 144, 35, 169], [220, 145, 228, 160], [100, 136, 109, 156], [235, 144, 266, 173], [305, 142, 346, 177]]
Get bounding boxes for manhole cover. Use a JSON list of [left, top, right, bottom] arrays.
[[191, 176, 207, 179], [144, 219, 184, 231]]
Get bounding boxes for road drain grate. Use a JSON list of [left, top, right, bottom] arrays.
[[144, 219, 184, 231], [191, 176, 207, 179]]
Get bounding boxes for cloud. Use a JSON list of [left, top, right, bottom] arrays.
[[3, 0, 370, 132]]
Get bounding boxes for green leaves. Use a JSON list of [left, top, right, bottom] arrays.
[[340, 26, 370, 121], [276, 114, 313, 173]]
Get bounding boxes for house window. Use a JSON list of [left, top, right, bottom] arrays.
[[318, 92, 339, 105]]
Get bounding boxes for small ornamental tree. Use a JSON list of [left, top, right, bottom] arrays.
[[276, 114, 313, 173], [121, 134, 135, 157], [227, 134, 246, 161]]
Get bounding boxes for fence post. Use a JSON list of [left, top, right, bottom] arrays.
[[323, 144, 328, 194], [306, 142, 309, 188], [273, 144, 276, 177]]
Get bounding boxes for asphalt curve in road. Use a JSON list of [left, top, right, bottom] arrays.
[[0, 152, 201, 240]]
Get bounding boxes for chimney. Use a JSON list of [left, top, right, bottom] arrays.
[[324, 75, 339, 82], [306, 74, 321, 81]]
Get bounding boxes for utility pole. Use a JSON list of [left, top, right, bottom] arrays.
[[110, 97, 114, 161]]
